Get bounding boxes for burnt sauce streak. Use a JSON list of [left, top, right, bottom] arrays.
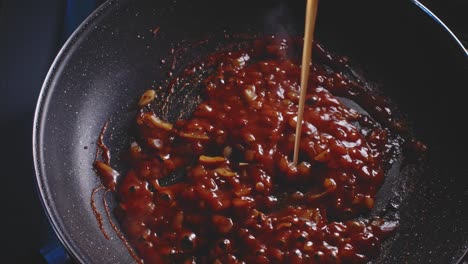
[[90, 186, 110, 240], [93, 36, 425, 264], [93, 121, 144, 263]]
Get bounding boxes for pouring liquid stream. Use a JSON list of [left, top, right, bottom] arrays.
[[293, 0, 319, 166]]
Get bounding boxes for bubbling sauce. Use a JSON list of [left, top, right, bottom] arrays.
[[95, 36, 420, 263]]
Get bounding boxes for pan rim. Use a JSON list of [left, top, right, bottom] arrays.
[[32, 0, 121, 263], [411, 0, 467, 57], [32, 0, 467, 263]]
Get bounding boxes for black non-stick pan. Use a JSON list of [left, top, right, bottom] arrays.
[[33, 0, 468, 263]]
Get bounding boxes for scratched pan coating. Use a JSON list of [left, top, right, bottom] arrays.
[[33, 0, 468, 263]]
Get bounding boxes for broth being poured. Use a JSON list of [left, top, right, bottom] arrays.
[[293, 0, 319, 166]]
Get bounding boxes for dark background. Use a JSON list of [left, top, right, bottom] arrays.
[[0, 0, 466, 263]]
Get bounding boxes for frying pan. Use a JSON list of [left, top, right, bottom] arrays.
[[33, 0, 468, 263]]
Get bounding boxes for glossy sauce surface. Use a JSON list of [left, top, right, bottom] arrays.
[[101, 37, 408, 263]]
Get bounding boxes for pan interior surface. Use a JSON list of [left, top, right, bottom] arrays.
[[34, 0, 468, 263]]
